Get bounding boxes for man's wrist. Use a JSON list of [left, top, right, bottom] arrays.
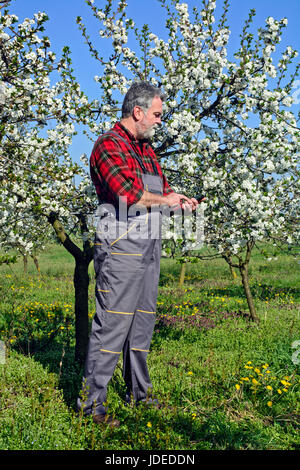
[[138, 190, 167, 208]]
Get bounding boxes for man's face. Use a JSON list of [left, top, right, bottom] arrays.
[[135, 96, 162, 140]]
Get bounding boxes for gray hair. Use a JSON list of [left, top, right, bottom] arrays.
[[121, 81, 164, 118]]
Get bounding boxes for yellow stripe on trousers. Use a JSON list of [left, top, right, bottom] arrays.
[[110, 223, 137, 246], [137, 309, 156, 314], [111, 252, 142, 256], [100, 349, 121, 354], [106, 309, 134, 315], [131, 347, 150, 352]]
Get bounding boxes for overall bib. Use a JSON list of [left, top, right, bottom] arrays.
[[78, 134, 163, 416]]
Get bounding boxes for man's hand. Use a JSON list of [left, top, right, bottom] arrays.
[[164, 193, 198, 212], [138, 190, 202, 211]]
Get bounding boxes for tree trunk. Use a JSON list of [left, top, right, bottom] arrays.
[[32, 255, 40, 273], [23, 254, 28, 274], [240, 264, 259, 323], [230, 265, 237, 279], [179, 261, 186, 287], [74, 257, 90, 365], [223, 242, 258, 322], [48, 212, 94, 365]]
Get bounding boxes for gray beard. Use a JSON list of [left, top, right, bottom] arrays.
[[137, 125, 157, 140]]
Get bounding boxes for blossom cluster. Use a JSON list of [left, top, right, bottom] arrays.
[[0, 5, 97, 255]]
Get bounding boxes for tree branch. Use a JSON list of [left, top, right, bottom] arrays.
[[48, 212, 82, 260]]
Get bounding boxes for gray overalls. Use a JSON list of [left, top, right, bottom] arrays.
[[78, 133, 163, 416]]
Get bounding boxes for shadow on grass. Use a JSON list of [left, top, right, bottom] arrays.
[[16, 341, 128, 413], [16, 342, 84, 411]]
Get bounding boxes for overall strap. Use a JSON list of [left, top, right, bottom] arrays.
[[106, 131, 159, 176]]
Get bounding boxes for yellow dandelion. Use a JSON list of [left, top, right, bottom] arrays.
[[282, 388, 288, 392], [252, 378, 259, 385], [284, 381, 292, 387], [235, 384, 240, 390], [187, 371, 193, 376], [280, 380, 288, 386], [254, 368, 261, 374], [147, 422, 152, 428], [277, 389, 282, 394], [267, 401, 272, 407], [266, 385, 273, 391]]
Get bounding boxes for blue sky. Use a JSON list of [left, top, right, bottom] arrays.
[[8, 0, 300, 163]]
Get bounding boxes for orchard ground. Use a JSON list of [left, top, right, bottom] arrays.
[[0, 242, 299, 450]]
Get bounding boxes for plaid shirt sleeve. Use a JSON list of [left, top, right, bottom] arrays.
[[162, 172, 173, 196], [147, 147, 174, 196], [90, 134, 144, 206]]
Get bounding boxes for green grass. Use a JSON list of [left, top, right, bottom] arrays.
[[0, 242, 299, 450]]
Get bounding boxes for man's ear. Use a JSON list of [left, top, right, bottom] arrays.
[[133, 105, 143, 122]]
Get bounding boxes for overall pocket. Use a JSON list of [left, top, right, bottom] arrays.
[[106, 219, 145, 315]]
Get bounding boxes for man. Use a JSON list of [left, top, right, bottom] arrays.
[[77, 81, 198, 426]]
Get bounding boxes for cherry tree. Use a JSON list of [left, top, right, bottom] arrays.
[[77, 0, 300, 322], [0, 1, 99, 362]]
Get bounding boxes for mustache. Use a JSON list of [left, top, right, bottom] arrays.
[[150, 123, 160, 133]]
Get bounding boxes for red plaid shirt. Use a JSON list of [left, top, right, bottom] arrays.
[[90, 122, 173, 206]]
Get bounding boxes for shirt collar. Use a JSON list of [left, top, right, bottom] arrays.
[[114, 121, 150, 146], [115, 122, 136, 142]]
